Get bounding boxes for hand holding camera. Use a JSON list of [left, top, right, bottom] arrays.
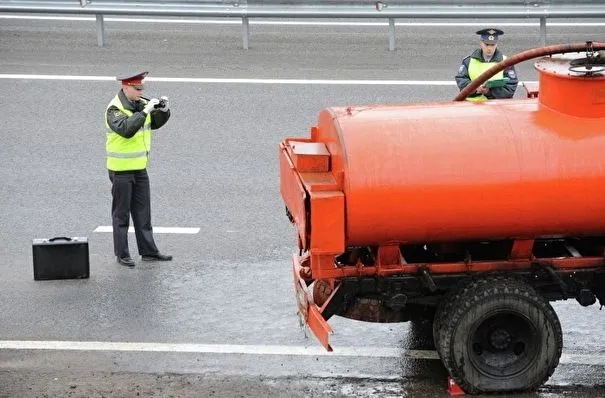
[[143, 98, 160, 114], [142, 96, 169, 113]]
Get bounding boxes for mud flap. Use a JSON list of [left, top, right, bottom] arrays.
[[292, 253, 333, 351]]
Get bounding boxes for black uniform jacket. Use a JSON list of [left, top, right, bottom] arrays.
[[106, 90, 171, 139], [455, 48, 519, 99]]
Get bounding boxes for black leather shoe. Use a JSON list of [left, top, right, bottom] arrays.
[[117, 256, 135, 267], [141, 252, 173, 262]]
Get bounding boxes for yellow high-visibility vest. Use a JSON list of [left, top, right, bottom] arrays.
[[467, 56, 506, 102], [105, 96, 151, 171]]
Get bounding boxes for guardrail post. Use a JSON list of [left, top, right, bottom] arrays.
[[242, 16, 249, 49], [95, 14, 105, 46], [388, 18, 395, 51], [539, 17, 546, 46]]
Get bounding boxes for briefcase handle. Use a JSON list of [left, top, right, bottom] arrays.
[[49, 237, 72, 242]]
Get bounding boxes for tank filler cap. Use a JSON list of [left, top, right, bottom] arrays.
[[535, 50, 605, 78], [568, 46, 605, 76]]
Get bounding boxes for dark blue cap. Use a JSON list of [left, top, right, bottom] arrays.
[[476, 28, 504, 44]]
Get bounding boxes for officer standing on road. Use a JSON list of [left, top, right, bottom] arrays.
[[455, 28, 518, 101], [105, 71, 173, 267]]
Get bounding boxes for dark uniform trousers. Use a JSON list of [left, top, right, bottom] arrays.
[[108, 169, 159, 259]]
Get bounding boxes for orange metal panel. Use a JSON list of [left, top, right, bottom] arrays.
[[377, 245, 403, 266], [298, 172, 340, 192], [292, 254, 333, 351], [279, 144, 308, 250], [312, 253, 340, 277], [286, 141, 330, 172], [310, 191, 345, 254], [307, 304, 333, 351], [509, 239, 534, 260]]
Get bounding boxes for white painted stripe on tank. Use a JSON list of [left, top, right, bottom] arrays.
[[94, 226, 200, 234]]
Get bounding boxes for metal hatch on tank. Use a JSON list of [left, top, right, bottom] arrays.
[[279, 42, 605, 394]]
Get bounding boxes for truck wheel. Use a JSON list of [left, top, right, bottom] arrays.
[[436, 276, 563, 394]]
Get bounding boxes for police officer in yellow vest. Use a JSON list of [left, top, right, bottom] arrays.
[[105, 71, 172, 267], [455, 28, 518, 102]]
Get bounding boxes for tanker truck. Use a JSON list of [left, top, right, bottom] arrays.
[[279, 42, 605, 394]]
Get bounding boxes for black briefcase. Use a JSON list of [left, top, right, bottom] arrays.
[[32, 237, 90, 280]]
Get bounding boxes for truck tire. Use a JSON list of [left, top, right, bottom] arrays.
[[436, 276, 563, 394], [433, 299, 453, 359], [433, 278, 473, 358]]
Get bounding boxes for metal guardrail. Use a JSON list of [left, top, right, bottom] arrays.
[[1, 1, 605, 50]]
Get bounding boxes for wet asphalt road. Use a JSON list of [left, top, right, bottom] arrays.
[[1, 14, 605, 397]]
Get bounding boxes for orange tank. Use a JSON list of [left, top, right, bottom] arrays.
[[282, 52, 605, 250]]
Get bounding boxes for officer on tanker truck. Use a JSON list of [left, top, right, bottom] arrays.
[[455, 28, 519, 101]]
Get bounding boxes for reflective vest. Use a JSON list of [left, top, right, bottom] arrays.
[[467, 56, 506, 102], [105, 96, 152, 171]]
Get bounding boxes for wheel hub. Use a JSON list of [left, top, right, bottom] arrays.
[[469, 312, 538, 376], [489, 328, 512, 350]]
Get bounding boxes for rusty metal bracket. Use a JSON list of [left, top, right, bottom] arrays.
[[418, 267, 437, 293], [533, 260, 569, 296]]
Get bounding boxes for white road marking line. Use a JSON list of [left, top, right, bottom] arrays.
[[94, 226, 200, 234], [0, 340, 433, 359], [0, 74, 454, 85], [0, 340, 602, 365], [0, 74, 113, 81], [1, 15, 604, 27], [151, 77, 460, 85], [0, 74, 539, 86], [560, 353, 605, 366]]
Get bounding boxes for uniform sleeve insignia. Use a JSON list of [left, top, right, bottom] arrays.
[[458, 64, 465, 73], [508, 70, 516, 78], [114, 110, 122, 118]]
